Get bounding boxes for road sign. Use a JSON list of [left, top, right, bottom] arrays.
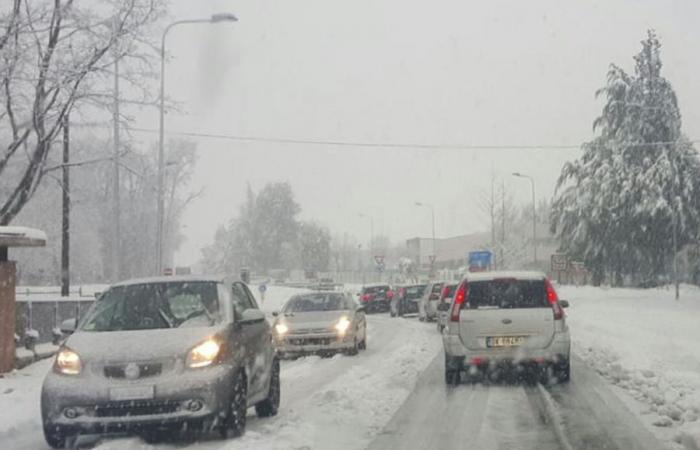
[[551, 254, 568, 271], [163, 267, 173, 276], [468, 251, 492, 272], [570, 261, 585, 271], [374, 255, 385, 265], [428, 255, 436, 264]]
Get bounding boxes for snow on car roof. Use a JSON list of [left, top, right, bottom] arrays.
[[111, 274, 227, 287], [464, 271, 546, 282]]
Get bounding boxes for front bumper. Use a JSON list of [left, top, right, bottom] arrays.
[[275, 332, 355, 355], [41, 363, 234, 431]]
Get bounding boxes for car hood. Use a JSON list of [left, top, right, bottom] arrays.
[[280, 310, 350, 331], [64, 325, 227, 362]]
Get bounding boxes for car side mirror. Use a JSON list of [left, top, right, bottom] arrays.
[[240, 309, 265, 324], [559, 300, 570, 308], [437, 303, 450, 312], [272, 311, 279, 317], [60, 318, 77, 335]]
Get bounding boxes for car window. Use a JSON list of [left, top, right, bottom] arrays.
[[241, 283, 260, 309], [80, 281, 221, 331], [284, 293, 347, 312], [232, 282, 254, 316], [465, 280, 548, 310]]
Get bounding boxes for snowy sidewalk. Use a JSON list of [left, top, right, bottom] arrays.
[[561, 284, 700, 449]]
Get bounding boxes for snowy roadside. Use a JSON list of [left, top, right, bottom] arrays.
[[561, 284, 700, 449]]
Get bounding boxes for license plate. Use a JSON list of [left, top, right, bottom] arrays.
[[109, 386, 154, 401], [486, 336, 525, 348]]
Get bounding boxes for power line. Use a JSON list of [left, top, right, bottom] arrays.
[[72, 122, 700, 151]]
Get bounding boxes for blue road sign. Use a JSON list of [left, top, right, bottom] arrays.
[[468, 251, 492, 271]]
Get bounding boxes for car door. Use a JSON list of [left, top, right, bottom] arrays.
[[231, 282, 263, 397], [237, 282, 271, 397]]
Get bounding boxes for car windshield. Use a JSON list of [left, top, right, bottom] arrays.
[[284, 293, 347, 313], [405, 285, 426, 299], [80, 281, 222, 331], [465, 279, 548, 309]]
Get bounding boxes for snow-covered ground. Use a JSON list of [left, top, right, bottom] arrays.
[[560, 284, 700, 449], [0, 285, 441, 450]]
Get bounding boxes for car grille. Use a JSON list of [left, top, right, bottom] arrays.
[[94, 400, 180, 417], [103, 363, 162, 379], [287, 337, 332, 346], [290, 327, 330, 335]]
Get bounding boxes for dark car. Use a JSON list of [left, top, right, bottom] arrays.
[[359, 284, 394, 313], [41, 276, 280, 447], [391, 284, 427, 317]]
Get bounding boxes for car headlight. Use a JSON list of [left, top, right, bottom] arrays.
[[275, 323, 289, 336], [55, 348, 81, 375], [335, 316, 351, 334], [186, 339, 221, 368]]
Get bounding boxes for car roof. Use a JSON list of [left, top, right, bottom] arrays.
[[110, 275, 229, 287], [363, 283, 391, 288], [464, 271, 546, 282]]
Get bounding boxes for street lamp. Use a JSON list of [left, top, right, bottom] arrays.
[[512, 172, 537, 264], [414, 202, 436, 271], [156, 13, 238, 274]]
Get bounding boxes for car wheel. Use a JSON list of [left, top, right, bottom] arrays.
[[437, 323, 443, 333], [390, 310, 396, 318], [346, 337, 359, 356], [555, 359, 571, 383], [219, 371, 247, 438], [445, 369, 460, 385], [255, 358, 280, 417], [358, 334, 367, 350], [43, 424, 76, 449]]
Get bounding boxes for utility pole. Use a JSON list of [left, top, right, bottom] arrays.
[[500, 180, 506, 269], [61, 115, 70, 297], [112, 54, 121, 282]]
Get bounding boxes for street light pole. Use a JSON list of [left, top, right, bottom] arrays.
[[156, 13, 237, 275], [513, 173, 537, 264]]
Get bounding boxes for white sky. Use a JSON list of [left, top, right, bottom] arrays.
[[129, 0, 700, 267]]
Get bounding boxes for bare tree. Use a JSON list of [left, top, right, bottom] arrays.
[[0, 0, 164, 224]]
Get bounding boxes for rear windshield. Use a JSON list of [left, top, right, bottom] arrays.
[[284, 293, 349, 312], [465, 279, 547, 309], [404, 285, 426, 299], [80, 281, 222, 331], [363, 285, 390, 295]]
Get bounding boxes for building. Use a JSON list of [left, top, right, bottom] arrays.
[[406, 232, 491, 269]]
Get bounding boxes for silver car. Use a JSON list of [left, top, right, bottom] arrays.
[[418, 281, 444, 322], [442, 271, 570, 384], [41, 276, 280, 448], [273, 292, 367, 357]]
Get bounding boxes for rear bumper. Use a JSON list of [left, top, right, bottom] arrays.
[[443, 331, 570, 365]]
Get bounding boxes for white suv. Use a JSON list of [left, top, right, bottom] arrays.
[[441, 271, 570, 384]]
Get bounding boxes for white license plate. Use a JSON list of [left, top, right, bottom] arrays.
[[486, 336, 525, 347], [109, 386, 154, 401]]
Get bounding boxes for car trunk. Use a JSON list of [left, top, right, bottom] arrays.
[[458, 279, 554, 350]]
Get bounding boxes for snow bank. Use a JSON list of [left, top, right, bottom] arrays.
[[562, 284, 700, 448]]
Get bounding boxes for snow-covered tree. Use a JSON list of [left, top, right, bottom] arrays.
[[551, 31, 700, 285], [299, 222, 331, 273]]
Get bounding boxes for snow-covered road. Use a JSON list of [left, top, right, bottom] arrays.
[[1, 284, 697, 450]]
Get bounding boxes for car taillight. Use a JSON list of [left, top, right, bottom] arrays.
[[441, 286, 450, 299], [361, 294, 370, 302], [386, 290, 394, 299], [545, 278, 564, 320], [450, 282, 467, 322], [398, 287, 405, 297]]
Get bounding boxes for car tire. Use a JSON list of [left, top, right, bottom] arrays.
[[219, 371, 247, 439], [345, 337, 359, 356], [556, 359, 571, 383], [255, 358, 280, 418], [390, 310, 397, 318], [358, 334, 367, 350], [43, 424, 75, 449], [445, 368, 460, 385], [437, 323, 444, 333]]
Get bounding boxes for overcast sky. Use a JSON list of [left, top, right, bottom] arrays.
[[130, 0, 700, 267]]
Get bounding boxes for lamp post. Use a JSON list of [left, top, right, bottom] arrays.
[[414, 202, 436, 274], [512, 172, 537, 264], [156, 13, 238, 275]]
